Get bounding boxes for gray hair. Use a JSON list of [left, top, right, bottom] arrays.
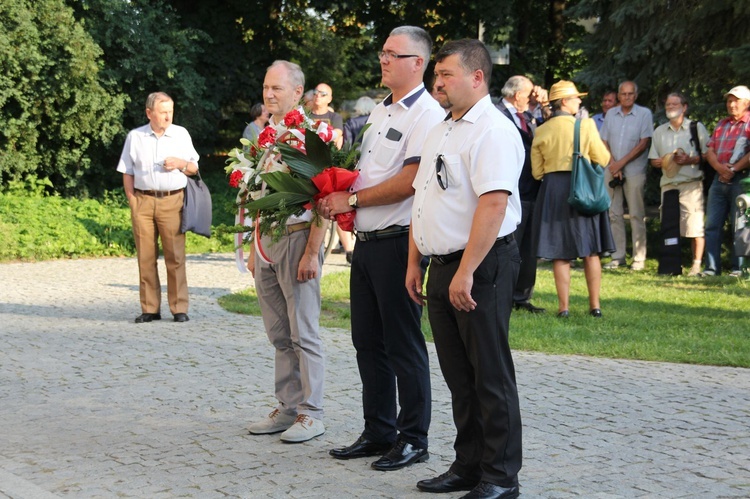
[[501, 76, 533, 99], [268, 60, 305, 90], [619, 80, 638, 95], [353, 96, 377, 116], [389, 26, 432, 62], [146, 92, 172, 110], [666, 92, 688, 107]]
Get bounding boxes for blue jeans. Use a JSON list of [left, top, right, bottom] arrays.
[[704, 175, 746, 274]]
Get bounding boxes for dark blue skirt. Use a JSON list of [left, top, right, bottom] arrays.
[[532, 171, 615, 260]]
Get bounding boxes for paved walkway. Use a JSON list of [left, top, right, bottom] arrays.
[[0, 254, 748, 498]]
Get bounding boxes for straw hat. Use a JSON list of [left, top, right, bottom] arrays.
[[661, 150, 682, 178], [548, 80, 588, 102]]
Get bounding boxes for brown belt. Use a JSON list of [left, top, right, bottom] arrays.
[[284, 222, 312, 235], [135, 188, 184, 198]]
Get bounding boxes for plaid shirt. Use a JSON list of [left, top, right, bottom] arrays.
[[708, 111, 750, 163]]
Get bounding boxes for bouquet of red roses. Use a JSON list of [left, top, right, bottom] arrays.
[[226, 108, 365, 245]]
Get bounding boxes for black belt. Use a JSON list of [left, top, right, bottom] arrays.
[[431, 234, 515, 265], [355, 225, 409, 242], [135, 188, 184, 198]]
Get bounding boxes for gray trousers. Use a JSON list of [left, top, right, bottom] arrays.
[[255, 230, 325, 420]]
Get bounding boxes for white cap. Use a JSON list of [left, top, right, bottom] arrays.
[[724, 85, 750, 100]]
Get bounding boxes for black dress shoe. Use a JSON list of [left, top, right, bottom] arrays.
[[417, 470, 479, 493], [173, 313, 189, 322], [135, 313, 161, 323], [557, 310, 569, 318], [460, 481, 519, 499], [329, 436, 392, 460], [371, 438, 428, 471], [590, 308, 602, 318], [514, 301, 546, 313]]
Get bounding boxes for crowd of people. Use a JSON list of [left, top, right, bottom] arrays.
[[117, 22, 750, 499]]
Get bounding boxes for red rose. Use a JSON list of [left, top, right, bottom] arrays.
[[229, 170, 244, 188], [284, 109, 305, 128], [258, 126, 277, 148]]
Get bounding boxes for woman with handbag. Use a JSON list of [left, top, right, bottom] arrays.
[[531, 81, 615, 318]]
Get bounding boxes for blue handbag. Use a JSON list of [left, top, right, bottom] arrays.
[[568, 119, 610, 215]]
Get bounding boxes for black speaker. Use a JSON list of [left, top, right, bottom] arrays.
[[658, 189, 682, 275]]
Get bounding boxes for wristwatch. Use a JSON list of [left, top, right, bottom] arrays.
[[181, 163, 188, 173], [348, 192, 359, 209]]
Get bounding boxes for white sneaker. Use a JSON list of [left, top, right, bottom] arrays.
[[688, 262, 702, 276], [248, 408, 296, 435], [630, 261, 645, 271], [729, 270, 743, 277], [279, 414, 325, 443], [603, 260, 624, 269]]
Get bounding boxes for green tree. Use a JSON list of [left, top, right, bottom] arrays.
[[570, 0, 750, 123], [0, 0, 124, 194]]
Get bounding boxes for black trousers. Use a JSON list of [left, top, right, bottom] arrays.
[[350, 234, 431, 448], [427, 241, 522, 487], [513, 199, 538, 304]]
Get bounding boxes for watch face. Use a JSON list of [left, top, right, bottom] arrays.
[[348, 194, 357, 206]]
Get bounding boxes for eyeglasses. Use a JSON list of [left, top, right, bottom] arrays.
[[378, 51, 419, 62], [313, 90, 329, 97], [435, 155, 448, 190]]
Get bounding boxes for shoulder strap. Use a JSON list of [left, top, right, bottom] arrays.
[[574, 118, 582, 155], [689, 120, 701, 156]]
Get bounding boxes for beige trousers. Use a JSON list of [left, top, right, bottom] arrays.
[[131, 191, 188, 315]]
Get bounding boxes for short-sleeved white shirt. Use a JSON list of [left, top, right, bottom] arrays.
[[117, 123, 199, 191], [352, 84, 444, 231], [600, 103, 653, 177], [411, 95, 523, 256]]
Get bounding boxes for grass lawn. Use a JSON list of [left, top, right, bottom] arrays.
[[219, 260, 750, 368]]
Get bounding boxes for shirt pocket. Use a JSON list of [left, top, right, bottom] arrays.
[[373, 137, 403, 169], [439, 153, 463, 189]]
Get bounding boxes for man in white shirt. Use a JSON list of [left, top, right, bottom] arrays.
[[117, 92, 199, 324], [320, 26, 444, 471], [406, 39, 523, 499]]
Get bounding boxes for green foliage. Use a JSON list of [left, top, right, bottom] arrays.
[[0, 165, 237, 261], [0, 0, 125, 195], [570, 0, 750, 123], [221, 264, 750, 368]]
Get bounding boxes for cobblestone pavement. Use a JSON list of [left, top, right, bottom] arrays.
[[0, 254, 748, 498]]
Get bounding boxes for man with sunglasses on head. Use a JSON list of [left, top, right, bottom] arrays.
[[319, 25, 444, 471], [407, 39, 523, 499]]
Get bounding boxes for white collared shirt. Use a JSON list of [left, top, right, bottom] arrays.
[[411, 95, 523, 256], [352, 84, 444, 231], [117, 123, 199, 191]]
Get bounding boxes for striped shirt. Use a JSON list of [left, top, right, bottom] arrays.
[[707, 111, 750, 164]]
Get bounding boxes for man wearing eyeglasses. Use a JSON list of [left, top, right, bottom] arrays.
[[406, 39, 523, 499], [319, 26, 444, 471], [310, 83, 344, 149]]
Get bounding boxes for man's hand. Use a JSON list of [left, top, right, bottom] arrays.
[[247, 247, 256, 277], [449, 267, 476, 312], [297, 250, 320, 282], [163, 156, 188, 172], [405, 263, 426, 306], [318, 191, 352, 220], [609, 158, 625, 176], [718, 163, 736, 183]]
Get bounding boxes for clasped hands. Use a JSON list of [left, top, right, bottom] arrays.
[[316, 191, 352, 221]]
